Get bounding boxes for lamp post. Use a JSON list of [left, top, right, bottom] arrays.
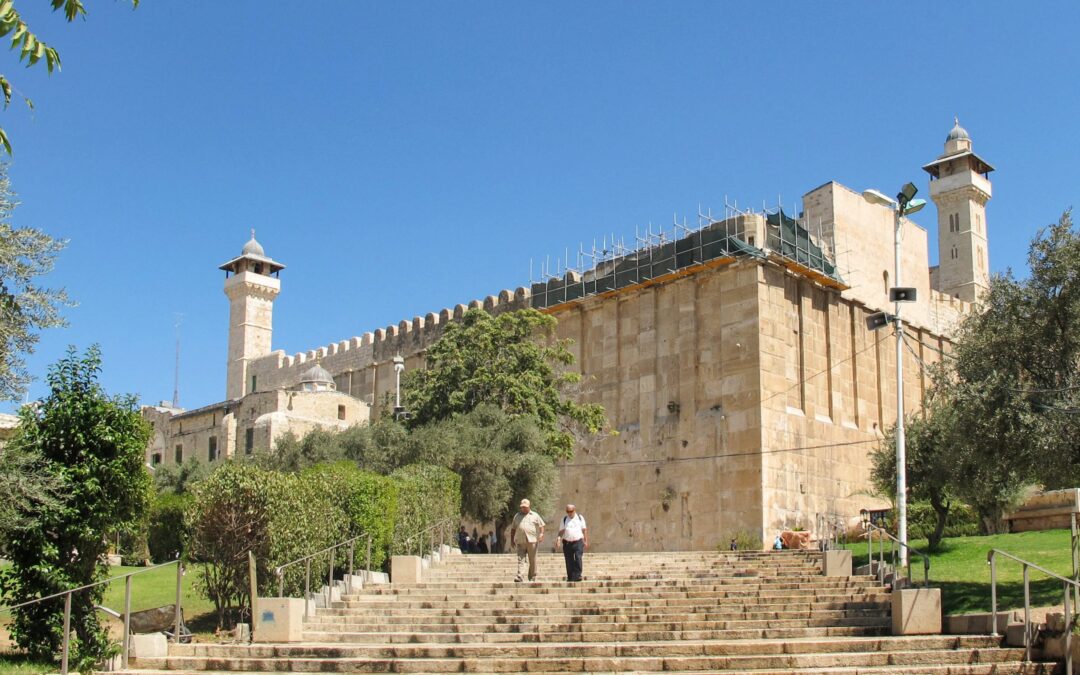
[[392, 355, 406, 419], [862, 183, 925, 568]]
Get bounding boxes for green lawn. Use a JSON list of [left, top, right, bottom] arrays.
[[845, 529, 1076, 614], [2, 561, 218, 672]]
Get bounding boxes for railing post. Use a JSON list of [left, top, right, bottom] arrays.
[[174, 561, 183, 644], [304, 559, 311, 622], [866, 527, 872, 572], [1073, 512, 1079, 615], [1023, 564, 1031, 663], [278, 570, 284, 599], [327, 548, 335, 608], [990, 551, 999, 638], [122, 575, 132, 668], [1064, 578, 1072, 675], [348, 541, 355, 596], [61, 592, 71, 675], [366, 535, 372, 579]]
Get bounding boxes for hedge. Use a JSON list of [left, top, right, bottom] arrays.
[[303, 462, 399, 571], [391, 464, 461, 555], [187, 461, 461, 628]]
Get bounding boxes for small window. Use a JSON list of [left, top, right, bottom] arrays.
[[208, 436, 218, 462], [245, 428, 254, 454], [747, 235, 756, 247], [250, 375, 257, 393], [254, 263, 263, 274], [174, 444, 183, 464], [152, 453, 162, 466], [883, 271, 889, 295], [338, 405, 346, 421]]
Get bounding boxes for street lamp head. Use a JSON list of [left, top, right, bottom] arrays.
[[898, 182, 919, 203], [861, 189, 895, 208], [901, 198, 926, 216], [392, 355, 405, 374]]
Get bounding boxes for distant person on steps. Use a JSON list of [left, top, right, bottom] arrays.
[[510, 498, 545, 582], [557, 504, 588, 582]]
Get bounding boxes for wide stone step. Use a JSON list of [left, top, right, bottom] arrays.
[[167, 635, 1002, 659], [128, 646, 1046, 672], [306, 608, 892, 628], [301, 623, 894, 644]]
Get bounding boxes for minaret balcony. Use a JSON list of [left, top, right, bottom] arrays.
[[929, 170, 992, 201]]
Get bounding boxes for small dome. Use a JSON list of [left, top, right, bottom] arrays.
[[299, 364, 334, 386], [242, 230, 265, 257], [946, 117, 970, 142]]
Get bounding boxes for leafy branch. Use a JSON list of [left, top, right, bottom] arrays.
[[0, 0, 138, 154]]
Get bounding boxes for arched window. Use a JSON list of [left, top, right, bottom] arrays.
[[883, 270, 890, 295]]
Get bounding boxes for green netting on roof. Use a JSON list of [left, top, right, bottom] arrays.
[[530, 226, 766, 310], [765, 209, 836, 277]]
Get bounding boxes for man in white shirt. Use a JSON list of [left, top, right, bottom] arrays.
[[510, 498, 545, 582], [556, 504, 588, 582]]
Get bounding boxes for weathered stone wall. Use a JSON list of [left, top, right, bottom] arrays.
[[547, 260, 765, 551]]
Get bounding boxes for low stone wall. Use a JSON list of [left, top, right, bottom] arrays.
[[1005, 488, 1079, 532]]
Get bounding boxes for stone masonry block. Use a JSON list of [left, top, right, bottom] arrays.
[[129, 632, 168, 658], [822, 549, 852, 577], [255, 597, 305, 643], [392, 555, 423, 584], [891, 587, 942, 635]]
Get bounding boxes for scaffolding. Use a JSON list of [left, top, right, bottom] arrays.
[[529, 201, 844, 311]]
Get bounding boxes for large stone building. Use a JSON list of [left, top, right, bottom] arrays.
[[145, 121, 992, 551]]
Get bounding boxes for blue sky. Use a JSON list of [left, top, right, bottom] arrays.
[[3, 1, 1078, 411]]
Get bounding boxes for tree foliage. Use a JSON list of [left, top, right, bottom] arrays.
[[0, 345, 152, 667], [890, 210, 1080, 535], [872, 400, 959, 550], [401, 405, 559, 540], [153, 457, 208, 495], [0, 163, 69, 400], [0, 441, 62, 549], [0, 1, 138, 154], [302, 462, 399, 570], [404, 308, 607, 460]]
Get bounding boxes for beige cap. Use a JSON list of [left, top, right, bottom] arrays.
[[519, 498, 531, 507]]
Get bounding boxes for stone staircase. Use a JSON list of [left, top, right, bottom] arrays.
[[122, 550, 1061, 674]]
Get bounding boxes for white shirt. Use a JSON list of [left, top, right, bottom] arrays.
[[560, 513, 586, 542]]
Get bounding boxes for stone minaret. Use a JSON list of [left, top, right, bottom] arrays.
[[923, 118, 994, 303], [220, 232, 285, 400]]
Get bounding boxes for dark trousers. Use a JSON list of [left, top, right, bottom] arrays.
[[562, 538, 584, 581]]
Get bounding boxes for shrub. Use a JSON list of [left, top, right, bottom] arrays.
[[148, 493, 192, 563], [186, 462, 346, 628], [719, 530, 763, 552], [303, 462, 398, 571], [391, 464, 461, 555]]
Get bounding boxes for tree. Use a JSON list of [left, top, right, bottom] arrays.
[[0, 345, 152, 667], [871, 397, 958, 550], [892, 210, 1080, 534], [0, 442, 62, 549], [153, 456, 208, 495], [0, 163, 69, 400], [404, 308, 607, 460], [401, 405, 559, 543], [0, 1, 138, 155]]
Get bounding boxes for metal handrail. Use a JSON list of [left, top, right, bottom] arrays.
[[400, 517, 456, 557], [988, 548, 1078, 674], [273, 532, 372, 622], [816, 512, 849, 551], [0, 559, 184, 673], [860, 521, 930, 587]]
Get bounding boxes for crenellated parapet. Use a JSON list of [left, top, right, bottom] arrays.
[[246, 286, 533, 407]]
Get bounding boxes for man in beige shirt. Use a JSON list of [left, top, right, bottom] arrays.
[[510, 498, 545, 582]]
